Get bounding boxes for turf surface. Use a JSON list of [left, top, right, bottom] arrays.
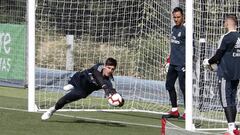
[[0, 86, 165, 135]]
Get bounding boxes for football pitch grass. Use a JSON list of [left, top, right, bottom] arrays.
[[0, 86, 185, 135]]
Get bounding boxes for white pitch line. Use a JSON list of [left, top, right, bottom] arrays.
[[53, 113, 161, 128], [0, 106, 161, 128], [0, 106, 27, 112], [0, 106, 223, 134]]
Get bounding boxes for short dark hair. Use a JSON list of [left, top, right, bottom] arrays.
[[172, 7, 184, 15], [226, 14, 238, 26], [105, 57, 117, 67]]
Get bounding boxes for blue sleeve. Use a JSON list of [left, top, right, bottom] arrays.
[[91, 64, 105, 87], [208, 36, 229, 64], [218, 36, 229, 51], [208, 49, 224, 64]]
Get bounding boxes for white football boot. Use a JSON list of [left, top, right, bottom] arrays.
[[41, 106, 56, 120]]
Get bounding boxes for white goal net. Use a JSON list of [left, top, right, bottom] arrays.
[[34, 0, 173, 113], [3, 0, 240, 133], [192, 0, 240, 131]]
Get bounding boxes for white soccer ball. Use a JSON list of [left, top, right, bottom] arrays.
[[108, 93, 123, 107], [209, 63, 218, 72]]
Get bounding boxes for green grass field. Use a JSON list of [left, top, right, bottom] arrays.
[[0, 86, 172, 135], [2, 86, 229, 135], [1, 86, 226, 135]]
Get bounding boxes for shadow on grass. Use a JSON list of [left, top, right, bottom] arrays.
[[48, 119, 127, 127], [104, 111, 161, 120]]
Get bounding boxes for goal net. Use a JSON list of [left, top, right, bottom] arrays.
[[161, 118, 220, 135], [34, 0, 174, 113], [3, 0, 240, 133], [192, 0, 240, 131]]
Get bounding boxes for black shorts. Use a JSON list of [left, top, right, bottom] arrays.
[[218, 78, 239, 107]]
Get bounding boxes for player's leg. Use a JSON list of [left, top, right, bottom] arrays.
[[231, 80, 240, 135], [55, 88, 87, 110], [41, 88, 87, 120], [219, 78, 239, 134], [63, 84, 74, 91], [164, 65, 179, 118], [177, 66, 185, 119]]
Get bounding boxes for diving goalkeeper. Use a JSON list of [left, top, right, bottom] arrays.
[[41, 57, 124, 120], [203, 14, 240, 135]]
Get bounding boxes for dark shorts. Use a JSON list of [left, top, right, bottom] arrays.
[[218, 78, 239, 107]]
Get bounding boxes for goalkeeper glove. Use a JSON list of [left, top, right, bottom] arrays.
[[103, 87, 117, 97], [202, 58, 210, 68], [202, 58, 218, 72], [165, 55, 170, 73], [165, 63, 169, 73], [118, 98, 125, 107]]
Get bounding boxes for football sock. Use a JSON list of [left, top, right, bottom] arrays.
[[228, 122, 236, 132], [171, 107, 178, 112], [224, 106, 237, 123], [168, 89, 177, 107], [49, 106, 56, 113]]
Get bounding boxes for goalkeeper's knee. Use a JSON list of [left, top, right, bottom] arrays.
[[63, 84, 74, 91]]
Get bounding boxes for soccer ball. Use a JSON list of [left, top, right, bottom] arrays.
[[209, 63, 218, 72], [108, 93, 123, 107]]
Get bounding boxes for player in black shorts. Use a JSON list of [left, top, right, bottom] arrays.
[[203, 14, 240, 135], [41, 57, 124, 120], [164, 7, 186, 119]]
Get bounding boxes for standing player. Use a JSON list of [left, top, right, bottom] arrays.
[[164, 7, 186, 119], [41, 57, 124, 120], [203, 14, 240, 135]]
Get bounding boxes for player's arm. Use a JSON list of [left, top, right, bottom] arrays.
[[203, 35, 227, 67], [211, 35, 230, 64], [208, 49, 225, 64], [91, 65, 116, 96]]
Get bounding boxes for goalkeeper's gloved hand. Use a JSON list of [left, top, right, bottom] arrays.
[[104, 88, 117, 98], [118, 98, 125, 107], [165, 55, 170, 73], [202, 58, 210, 68], [165, 63, 170, 73]]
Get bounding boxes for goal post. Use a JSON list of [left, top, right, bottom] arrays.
[[27, 0, 36, 112], [185, 0, 193, 131]]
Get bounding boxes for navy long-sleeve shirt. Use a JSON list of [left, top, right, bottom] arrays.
[[209, 31, 240, 80], [68, 63, 116, 96], [170, 25, 186, 66]]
